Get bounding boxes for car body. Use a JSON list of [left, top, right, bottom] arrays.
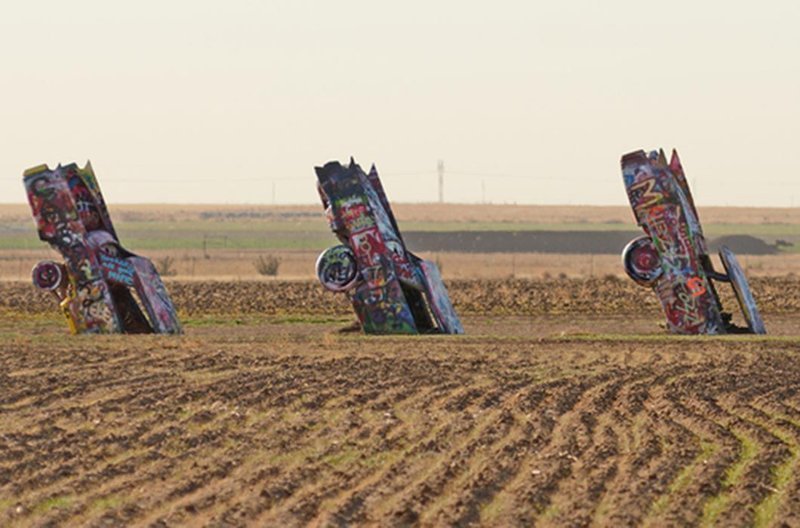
[[24, 162, 182, 334], [621, 149, 766, 335], [315, 159, 463, 335]]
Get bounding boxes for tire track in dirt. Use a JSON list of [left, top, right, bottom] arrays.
[[307, 380, 559, 527], [406, 358, 636, 523], [254, 382, 532, 526], [737, 403, 800, 526], [682, 396, 789, 526], [255, 378, 518, 525], [507, 367, 677, 527], [748, 398, 800, 525], [593, 361, 739, 527], [639, 413, 723, 526], [284, 358, 584, 524], [571, 360, 700, 526], [553, 384, 696, 526], [346, 362, 630, 526], [633, 354, 786, 527], [130, 358, 508, 526], [3, 330, 800, 526], [395, 381, 580, 527]]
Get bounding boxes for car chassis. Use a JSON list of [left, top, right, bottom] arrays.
[[621, 148, 766, 335], [315, 159, 463, 335], [24, 162, 182, 334]]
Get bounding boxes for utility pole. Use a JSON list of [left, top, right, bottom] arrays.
[[437, 160, 444, 203]]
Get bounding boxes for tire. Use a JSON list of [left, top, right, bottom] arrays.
[[622, 236, 663, 287], [316, 245, 359, 292], [32, 260, 65, 291]]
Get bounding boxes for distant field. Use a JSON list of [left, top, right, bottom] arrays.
[[4, 203, 800, 223], [1, 204, 798, 252], [1, 204, 798, 281]]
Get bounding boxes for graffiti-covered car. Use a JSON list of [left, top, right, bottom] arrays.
[[24, 162, 182, 335], [621, 148, 766, 335], [315, 158, 463, 335]]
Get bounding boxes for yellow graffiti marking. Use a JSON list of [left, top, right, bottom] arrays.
[[631, 178, 663, 209]]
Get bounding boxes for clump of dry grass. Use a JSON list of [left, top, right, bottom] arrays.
[[254, 254, 281, 276], [156, 256, 178, 277]]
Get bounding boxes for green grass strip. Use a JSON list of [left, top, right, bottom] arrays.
[[751, 413, 800, 528], [648, 439, 718, 520], [700, 431, 760, 527]]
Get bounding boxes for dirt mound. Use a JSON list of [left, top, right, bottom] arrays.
[[2, 276, 799, 318], [403, 231, 781, 255], [709, 235, 780, 255], [404, 231, 640, 254]]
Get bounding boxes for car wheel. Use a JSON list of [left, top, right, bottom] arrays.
[[32, 260, 65, 291], [622, 236, 663, 286], [316, 245, 358, 292]]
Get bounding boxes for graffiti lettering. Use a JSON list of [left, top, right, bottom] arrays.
[[23, 162, 181, 335], [631, 177, 663, 210], [99, 253, 135, 286], [315, 158, 463, 334]]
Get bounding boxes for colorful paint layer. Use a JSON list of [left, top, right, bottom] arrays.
[[24, 162, 182, 335], [315, 159, 464, 335], [621, 149, 765, 335]]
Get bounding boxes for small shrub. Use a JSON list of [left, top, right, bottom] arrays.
[[156, 256, 177, 277], [254, 255, 281, 276]]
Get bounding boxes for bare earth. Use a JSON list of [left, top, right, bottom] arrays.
[[2, 279, 800, 527], [2, 204, 799, 526]]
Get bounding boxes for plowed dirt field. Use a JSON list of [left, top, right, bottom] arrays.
[[3, 276, 800, 317], [2, 279, 800, 527]]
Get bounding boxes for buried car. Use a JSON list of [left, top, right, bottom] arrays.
[[314, 158, 463, 335], [24, 162, 182, 334], [621, 148, 766, 335]]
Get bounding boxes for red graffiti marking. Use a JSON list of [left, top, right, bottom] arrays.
[[687, 276, 707, 298]]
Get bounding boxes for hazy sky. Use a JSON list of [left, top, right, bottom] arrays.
[[1, 1, 799, 206]]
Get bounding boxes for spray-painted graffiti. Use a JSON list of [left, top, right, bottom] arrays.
[[315, 158, 464, 335], [621, 148, 766, 335], [24, 162, 182, 335], [316, 245, 359, 292]]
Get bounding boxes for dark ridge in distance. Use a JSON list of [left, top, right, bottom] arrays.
[[403, 231, 781, 255]]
